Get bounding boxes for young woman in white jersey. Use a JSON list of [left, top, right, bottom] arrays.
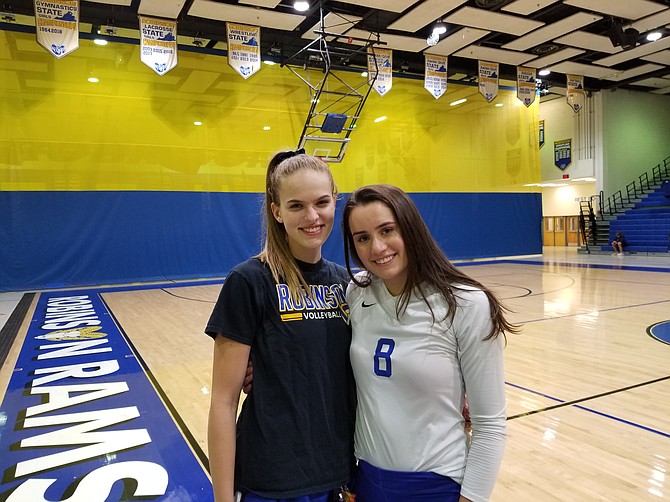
[[342, 184, 517, 502], [206, 150, 355, 502]]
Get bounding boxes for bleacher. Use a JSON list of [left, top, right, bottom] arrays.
[[602, 181, 670, 254], [578, 157, 670, 255]]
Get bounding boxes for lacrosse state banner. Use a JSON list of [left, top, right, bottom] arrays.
[[140, 16, 178, 76], [0, 292, 213, 501]]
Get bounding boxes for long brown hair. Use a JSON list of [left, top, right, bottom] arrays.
[[342, 184, 518, 340], [255, 150, 338, 298]]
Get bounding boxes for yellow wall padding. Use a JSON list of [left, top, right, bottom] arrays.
[[0, 31, 540, 192]]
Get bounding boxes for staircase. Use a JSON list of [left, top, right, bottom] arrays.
[[578, 200, 613, 252]]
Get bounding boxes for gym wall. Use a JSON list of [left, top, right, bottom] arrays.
[[0, 30, 542, 291]]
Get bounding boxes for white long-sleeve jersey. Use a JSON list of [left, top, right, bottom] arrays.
[[347, 274, 507, 502]]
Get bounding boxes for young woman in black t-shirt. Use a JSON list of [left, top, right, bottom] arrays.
[[206, 151, 355, 502]]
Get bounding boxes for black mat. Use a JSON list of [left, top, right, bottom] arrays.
[[0, 293, 36, 369]]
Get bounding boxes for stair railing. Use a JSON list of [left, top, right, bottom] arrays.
[[639, 172, 650, 192], [601, 155, 670, 216], [578, 201, 591, 252], [626, 181, 639, 203]]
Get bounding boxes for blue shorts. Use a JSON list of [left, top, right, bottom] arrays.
[[240, 490, 331, 502], [354, 460, 461, 502]]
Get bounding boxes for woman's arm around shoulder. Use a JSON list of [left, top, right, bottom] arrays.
[[208, 335, 251, 502], [455, 289, 507, 502]]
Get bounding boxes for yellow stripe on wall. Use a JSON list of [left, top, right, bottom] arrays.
[[0, 30, 539, 193]]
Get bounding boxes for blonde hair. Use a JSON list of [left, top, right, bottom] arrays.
[[255, 151, 338, 299]]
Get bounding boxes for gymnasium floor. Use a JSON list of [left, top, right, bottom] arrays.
[[1, 247, 669, 501]]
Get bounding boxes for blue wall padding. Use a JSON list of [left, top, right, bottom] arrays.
[[0, 191, 542, 291]]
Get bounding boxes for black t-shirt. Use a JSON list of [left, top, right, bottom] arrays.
[[206, 257, 355, 498]]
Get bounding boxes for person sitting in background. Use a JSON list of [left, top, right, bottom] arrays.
[[612, 232, 626, 256]]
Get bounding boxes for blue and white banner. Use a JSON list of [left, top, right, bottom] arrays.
[[34, 0, 79, 59], [554, 139, 572, 170], [368, 48, 393, 96], [478, 60, 499, 103], [0, 292, 213, 501], [424, 54, 447, 99], [140, 16, 178, 76], [566, 74, 585, 113], [517, 66, 536, 107], [227, 22, 261, 79]]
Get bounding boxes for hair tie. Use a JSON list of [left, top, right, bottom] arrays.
[[274, 148, 306, 165]]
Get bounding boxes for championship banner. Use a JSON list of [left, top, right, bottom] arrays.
[[140, 16, 178, 76], [554, 139, 572, 170], [0, 292, 212, 501], [424, 54, 447, 99], [566, 74, 585, 113], [367, 48, 392, 96], [34, 0, 79, 59], [227, 22, 261, 79], [478, 60, 499, 102], [539, 120, 545, 149], [517, 66, 536, 107]]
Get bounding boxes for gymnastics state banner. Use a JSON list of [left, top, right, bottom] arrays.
[[139, 16, 178, 76], [227, 23, 260, 79], [424, 54, 447, 99], [0, 292, 213, 501], [517, 66, 536, 107], [368, 48, 393, 96], [566, 74, 585, 112], [478, 60, 499, 102], [34, 0, 79, 59]]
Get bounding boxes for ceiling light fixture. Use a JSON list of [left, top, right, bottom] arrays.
[[646, 31, 662, 42], [538, 69, 550, 76], [99, 25, 117, 36], [93, 38, 108, 46], [432, 20, 447, 36], [607, 23, 639, 49], [374, 116, 387, 123], [0, 11, 16, 23], [450, 98, 467, 106], [87, 77, 99, 83], [294, 1, 309, 12]]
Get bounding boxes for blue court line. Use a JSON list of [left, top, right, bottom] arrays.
[[455, 258, 670, 273], [518, 298, 670, 324], [572, 405, 670, 439], [506, 377, 670, 438]]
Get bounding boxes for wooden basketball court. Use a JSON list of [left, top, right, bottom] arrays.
[[1, 248, 669, 501]]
